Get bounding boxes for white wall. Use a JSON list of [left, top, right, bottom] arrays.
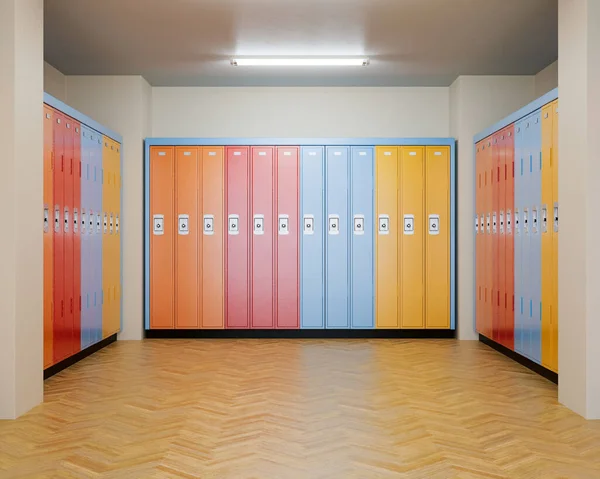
[[44, 61, 66, 102], [449, 75, 536, 340], [152, 87, 450, 138], [65, 76, 152, 341], [535, 61, 559, 97]]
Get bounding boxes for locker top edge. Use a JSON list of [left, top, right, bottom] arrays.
[[144, 137, 456, 147]]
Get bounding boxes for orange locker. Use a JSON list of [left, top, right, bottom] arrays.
[[73, 122, 82, 353], [484, 137, 493, 339], [53, 113, 65, 362], [475, 142, 483, 334], [498, 130, 506, 345], [43, 106, 54, 367], [491, 133, 499, 341], [150, 147, 175, 328], [251, 146, 275, 329], [201, 147, 225, 329], [175, 147, 200, 328], [504, 125, 515, 350]]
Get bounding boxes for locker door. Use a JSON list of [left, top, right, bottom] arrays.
[[375, 147, 398, 328], [149, 147, 175, 328], [350, 147, 374, 329], [94, 134, 103, 342], [276, 146, 299, 329], [201, 147, 225, 329], [541, 104, 554, 367], [43, 106, 54, 367], [53, 114, 65, 362], [251, 146, 275, 329], [505, 125, 515, 350], [226, 146, 250, 328], [530, 112, 542, 364], [73, 123, 82, 353], [484, 139, 493, 339], [522, 115, 534, 360], [175, 147, 200, 328], [498, 131, 506, 345], [102, 138, 116, 337], [110, 140, 120, 335], [425, 146, 450, 328], [514, 122, 524, 355], [300, 147, 325, 329], [325, 146, 350, 329], [551, 100, 559, 372], [475, 143, 481, 334], [80, 128, 90, 349], [114, 142, 121, 334], [63, 119, 75, 355], [400, 147, 425, 328], [491, 133, 499, 341]]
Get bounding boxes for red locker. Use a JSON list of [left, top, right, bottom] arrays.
[[498, 130, 506, 345], [485, 136, 493, 340], [53, 114, 66, 362], [505, 125, 515, 349], [226, 146, 250, 328], [475, 143, 482, 334], [251, 147, 275, 328], [491, 133, 500, 342], [73, 122, 82, 353], [276, 147, 299, 329]]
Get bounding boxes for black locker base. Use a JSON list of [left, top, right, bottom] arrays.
[[44, 334, 117, 380], [479, 334, 558, 384], [145, 329, 455, 339]]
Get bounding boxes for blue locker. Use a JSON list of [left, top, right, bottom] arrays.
[[80, 127, 92, 348], [300, 147, 325, 328], [325, 146, 350, 328], [93, 133, 104, 343], [514, 120, 524, 356], [350, 147, 374, 329], [522, 114, 533, 360], [530, 111, 542, 364]]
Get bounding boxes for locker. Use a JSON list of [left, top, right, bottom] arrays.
[[425, 146, 450, 328], [497, 131, 506, 345], [201, 147, 225, 329], [276, 147, 300, 329], [400, 147, 425, 328], [475, 143, 481, 334], [73, 122, 82, 353], [350, 147, 374, 329], [63, 118, 75, 357], [491, 133, 500, 341], [550, 100, 559, 372], [484, 138, 493, 339], [114, 141, 121, 334], [251, 146, 275, 329], [149, 147, 175, 328], [43, 106, 54, 367], [504, 125, 515, 350], [529, 112, 542, 364], [53, 113, 66, 362], [375, 147, 399, 328], [541, 104, 553, 368], [80, 128, 91, 349], [514, 119, 526, 356], [300, 147, 325, 329], [175, 147, 200, 328], [93, 133, 104, 342], [226, 146, 250, 328], [325, 146, 350, 329]]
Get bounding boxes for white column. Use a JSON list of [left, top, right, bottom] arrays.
[[0, 0, 44, 419], [558, 0, 600, 419]]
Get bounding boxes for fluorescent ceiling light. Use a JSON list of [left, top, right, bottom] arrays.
[[231, 58, 369, 67]]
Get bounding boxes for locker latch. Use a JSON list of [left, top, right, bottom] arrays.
[[278, 215, 289, 235], [153, 214, 164, 235], [541, 206, 547, 233], [104, 213, 108, 234], [64, 208, 70, 233], [480, 215, 484, 235], [404, 214, 415, 235], [475, 215, 478, 234], [554, 203, 559, 232], [228, 214, 239, 235], [532, 208, 538, 234], [499, 210, 504, 235], [116, 215, 120, 233], [253, 214, 265, 235], [492, 212, 497, 235], [44, 206, 49, 233], [89, 212, 94, 235], [178, 214, 189, 235], [74, 209, 79, 234], [523, 208, 529, 234], [353, 214, 365, 235], [328, 215, 340, 235], [486, 214, 491, 234], [96, 214, 101, 234], [506, 210, 512, 235], [82, 210, 87, 234], [303, 215, 314, 235], [203, 215, 214, 235], [378, 214, 390, 235], [109, 213, 114, 234], [428, 215, 440, 235]]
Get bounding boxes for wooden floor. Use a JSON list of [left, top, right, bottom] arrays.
[[1, 340, 600, 478]]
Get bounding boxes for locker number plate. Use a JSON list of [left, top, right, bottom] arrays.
[[178, 214, 189, 235], [253, 214, 264, 235], [428, 215, 440, 235], [328, 215, 340, 235], [404, 214, 414, 235], [278, 215, 289, 235], [303, 215, 314, 235], [378, 215, 390, 235], [353, 215, 365, 235], [153, 214, 164, 235], [203, 215, 214, 235], [228, 214, 239, 235]]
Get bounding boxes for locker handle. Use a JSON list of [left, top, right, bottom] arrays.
[[497, 166, 500, 182], [70, 298, 73, 314], [497, 291, 500, 307], [504, 164, 507, 180], [70, 158, 73, 175], [512, 161, 515, 177], [61, 155, 64, 172], [505, 293, 507, 309], [79, 296, 82, 312], [61, 300, 64, 317], [512, 295, 514, 312]]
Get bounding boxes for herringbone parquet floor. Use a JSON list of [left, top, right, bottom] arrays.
[[1, 339, 600, 478]]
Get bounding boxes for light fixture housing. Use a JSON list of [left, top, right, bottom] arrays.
[[230, 57, 369, 67]]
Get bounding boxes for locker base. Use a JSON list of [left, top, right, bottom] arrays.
[[145, 329, 455, 339], [479, 334, 558, 384], [44, 334, 117, 380]]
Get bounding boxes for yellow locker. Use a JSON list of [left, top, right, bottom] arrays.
[[114, 141, 121, 334], [425, 146, 450, 328], [541, 103, 554, 369], [102, 137, 112, 337], [550, 100, 559, 372], [375, 147, 399, 328], [399, 147, 425, 328]]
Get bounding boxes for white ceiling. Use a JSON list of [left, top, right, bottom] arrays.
[[44, 0, 558, 87]]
